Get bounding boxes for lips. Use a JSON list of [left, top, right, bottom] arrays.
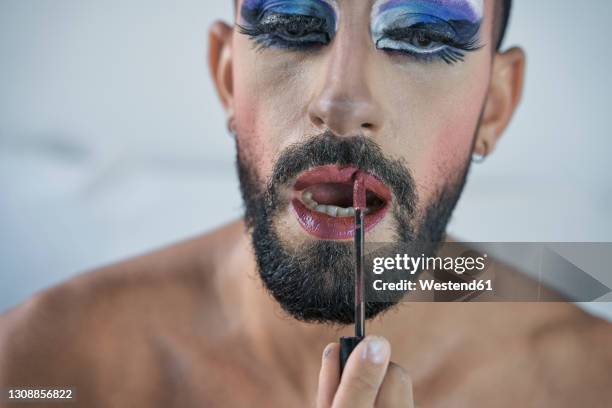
[[290, 165, 391, 240]]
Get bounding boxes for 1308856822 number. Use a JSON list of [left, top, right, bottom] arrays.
[[4, 388, 75, 401]]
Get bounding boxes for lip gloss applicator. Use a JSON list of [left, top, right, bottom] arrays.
[[340, 173, 367, 374]]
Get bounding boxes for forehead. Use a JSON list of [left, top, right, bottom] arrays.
[[238, 0, 484, 14], [373, 0, 483, 21]]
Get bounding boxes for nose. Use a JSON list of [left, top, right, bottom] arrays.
[[308, 28, 383, 137]]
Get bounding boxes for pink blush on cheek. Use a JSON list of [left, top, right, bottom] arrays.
[[436, 119, 475, 160], [413, 119, 476, 201], [431, 84, 485, 167], [233, 68, 276, 171]]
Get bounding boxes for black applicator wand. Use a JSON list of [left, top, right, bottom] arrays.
[[339, 173, 367, 374]]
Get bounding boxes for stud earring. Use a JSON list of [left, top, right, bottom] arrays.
[[227, 116, 237, 139], [472, 141, 489, 164]]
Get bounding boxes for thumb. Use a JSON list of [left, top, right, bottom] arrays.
[[332, 336, 391, 408]]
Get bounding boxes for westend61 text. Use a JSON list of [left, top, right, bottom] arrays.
[[373, 279, 494, 292]]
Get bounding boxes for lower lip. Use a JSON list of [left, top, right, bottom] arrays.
[[291, 199, 389, 240]]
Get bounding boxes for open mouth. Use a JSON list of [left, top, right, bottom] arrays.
[[290, 165, 392, 240]]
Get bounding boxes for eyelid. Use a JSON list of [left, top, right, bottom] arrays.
[[237, 13, 334, 52], [238, 0, 339, 52], [376, 38, 446, 54], [371, 13, 482, 65], [384, 25, 456, 43], [371, 7, 481, 49], [241, 0, 338, 30], [371, 0, 484, 23], [372, 11, 460, 40]]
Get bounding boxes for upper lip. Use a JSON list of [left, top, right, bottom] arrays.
[[293, 165, 392, 204]]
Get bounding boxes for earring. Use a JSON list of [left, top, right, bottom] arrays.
[[227, 116, 237, 139], [472, 141, 489, 164]]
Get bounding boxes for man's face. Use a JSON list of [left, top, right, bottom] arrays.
[[228, 0, 496, 323]]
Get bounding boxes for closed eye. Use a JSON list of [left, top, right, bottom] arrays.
[[373, 13, 483, 65], [238, 12, 332, 50], [377, 24, 481, 64]]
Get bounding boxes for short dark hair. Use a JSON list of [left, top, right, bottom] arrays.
[[497, 0, 513, 50], [233, 0, 513, 51]]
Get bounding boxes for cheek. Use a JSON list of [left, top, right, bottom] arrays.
[[378, 58, 490, 206], [418, 87, 483, 195], [232, 66, 273, 179], [408, 0, 497, 199], [232, 37, 317, 180]]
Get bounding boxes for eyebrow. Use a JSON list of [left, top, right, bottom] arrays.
[[242, 0, 338, 9], [239, 0, 340, 30], [373, 0, 483, 23]]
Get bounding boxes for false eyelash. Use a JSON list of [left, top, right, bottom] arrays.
[[237, 23, 282, 50], [380, 26, 483, 65], [430, 48, 469, 64], [237, 14, 331, 51], [237, 24, 325, 52], [383, 25, 481, 46]]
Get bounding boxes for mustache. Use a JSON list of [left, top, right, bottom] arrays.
[[266, 132, 417, 217]]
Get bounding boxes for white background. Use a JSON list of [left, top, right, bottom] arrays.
[[1, 0, 611, 314]]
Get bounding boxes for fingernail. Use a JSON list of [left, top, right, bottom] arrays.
[[323, 344, 334, 360], [364, 336, 389, 364]]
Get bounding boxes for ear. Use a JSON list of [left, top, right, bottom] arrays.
[[208, 21, 235, 118], [475, 47, 526, 156]]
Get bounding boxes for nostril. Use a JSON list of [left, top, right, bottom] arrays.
[[311, 114, 325, 128], [362, 123, 374, 129]]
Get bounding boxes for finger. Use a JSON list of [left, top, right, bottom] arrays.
[[316, 343, 341, 408], [375, 362, 414, 408], [332, 336, 391, 408]]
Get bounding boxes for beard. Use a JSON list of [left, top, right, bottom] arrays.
[[236, 132, 470, 324]]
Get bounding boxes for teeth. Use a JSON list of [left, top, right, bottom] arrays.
[[336, 207, 350, 217], [302, 191, 318, 208], [326, 206, 338, 217], [301, 190, 372, 218], [315, 204, 328, 213]]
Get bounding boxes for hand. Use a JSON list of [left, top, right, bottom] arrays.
[[316, 336, 414, 408]]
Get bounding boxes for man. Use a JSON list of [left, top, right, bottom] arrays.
[[1, 0, 611, 407]]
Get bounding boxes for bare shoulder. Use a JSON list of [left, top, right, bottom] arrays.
[[0, 221, 245, 405], [529, 308, 612, 383]]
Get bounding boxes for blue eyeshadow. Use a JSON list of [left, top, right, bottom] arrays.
[[377, 0, 482, 24], [241, 0, 337, 31], [371, 0, 483, 63], [238, 0, 337, 51], [238, 0, 481, 64]]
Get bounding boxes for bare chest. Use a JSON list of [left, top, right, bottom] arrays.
[[143, 338, 311, 408]]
